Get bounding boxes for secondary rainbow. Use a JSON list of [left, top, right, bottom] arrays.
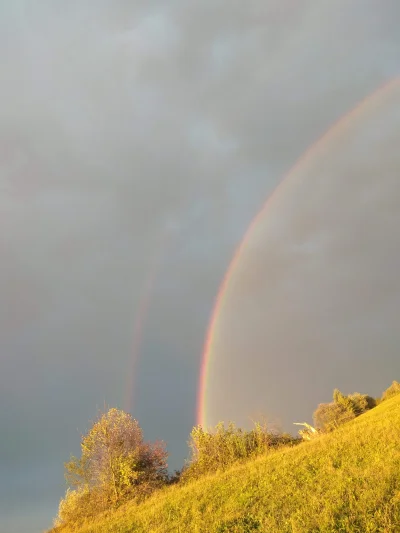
[[197, 77, 400, 428], [124, 229, 174, 413]]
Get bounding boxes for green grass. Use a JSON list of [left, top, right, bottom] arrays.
[[51, 395, 400, 532]]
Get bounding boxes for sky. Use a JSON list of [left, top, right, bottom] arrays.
[[203, 80, 400, 430], [0, 1, 399, 531]]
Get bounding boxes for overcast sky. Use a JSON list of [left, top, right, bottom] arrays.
[[1, 1, 400, 532], [205, 79, 400, 429]]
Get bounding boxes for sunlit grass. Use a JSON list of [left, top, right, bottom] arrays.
[[50, 395, 400, 532]]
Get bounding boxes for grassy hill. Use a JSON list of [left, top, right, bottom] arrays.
[[51, 395, 400, 533]]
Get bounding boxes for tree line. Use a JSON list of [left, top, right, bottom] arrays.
[[52, 380, 400, 529]]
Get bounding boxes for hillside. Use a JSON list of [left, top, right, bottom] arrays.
[[51, 395, 400, 533]]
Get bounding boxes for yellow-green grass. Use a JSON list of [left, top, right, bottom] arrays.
[[52, 395, 400, 532]]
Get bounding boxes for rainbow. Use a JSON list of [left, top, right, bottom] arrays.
[[124, 229, 174, 413], [197, 77, 400, 428]]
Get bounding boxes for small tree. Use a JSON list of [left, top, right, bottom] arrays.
[[57, 408, 168, 526]]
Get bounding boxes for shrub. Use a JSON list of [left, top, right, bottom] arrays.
[[182, 422, 297, 481], [347, 392, 376, 414], [56, 408, 168, 526], [314, 389, 376, 432], [382, 381, 400, 401], [313, 401, 356, 432], [54, 488, 93, 527]]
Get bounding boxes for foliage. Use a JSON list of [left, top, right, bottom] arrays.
[[54, 488, 92, 526], [314, 388, 376, 431], [182, 421, 298, 481], [382, 380, 400, 401], [56, 408, 168, 527], [348, 391, 376, 413], [48, 394, 400, 533], [313, 400, 355, 431]]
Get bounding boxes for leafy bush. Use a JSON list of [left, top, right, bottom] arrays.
[[182, 422, 298, 481], [56, 408, 168, 527], [313, 401, 356, 432], [382, 380, 400, 401], [54, 488, 93, 527], [314, 389, 376, 432]]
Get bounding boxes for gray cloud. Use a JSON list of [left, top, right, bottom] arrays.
[[206, 82, 400, 429], [0, 1, 399, 531]]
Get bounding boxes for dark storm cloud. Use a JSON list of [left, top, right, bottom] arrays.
[[0, 1, 399, 531]]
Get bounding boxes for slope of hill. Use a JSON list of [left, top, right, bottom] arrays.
[[51, 395, 400, 533]]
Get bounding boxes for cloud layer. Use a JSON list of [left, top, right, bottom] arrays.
[[0, 1, 399, 531], [205, 81, 400, 429]]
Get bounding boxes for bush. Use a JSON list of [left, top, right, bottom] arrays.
[[314, 389, 376, 432], [313, 401, 356, 432], [56, 408, 168, 527], [54, 488, 93, 527], [382, 381, 400, 401], [182, 422, 298, 481]]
